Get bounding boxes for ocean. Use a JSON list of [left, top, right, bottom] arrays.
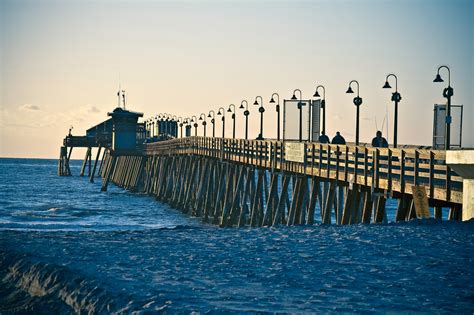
[[0, 158, 473, 313]]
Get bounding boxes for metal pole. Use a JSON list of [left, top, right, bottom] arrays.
[[394, 100, 398, 148], [222, 117, 225, 138], [322, 104, 326, 135], [356, 106, 360, 145], [299, 105, 303, 142], [245, 116, 248, 140], [277, 105, 280, 141], [446, 95, 451, 149], [232, 115, 236, 139]]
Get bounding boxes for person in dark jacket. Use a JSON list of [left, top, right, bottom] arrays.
[[371, 130, 389, 148], [318, 131, 330, 144], [331, 131, 346, 145]]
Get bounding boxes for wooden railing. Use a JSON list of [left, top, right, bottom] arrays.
[[145, 137, 462, 204]]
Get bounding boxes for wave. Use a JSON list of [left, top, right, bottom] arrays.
[[0, 252, 118, 314]]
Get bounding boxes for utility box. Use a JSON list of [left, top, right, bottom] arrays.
[[108, 107, 144, 152], [432, 104, 463, 149]]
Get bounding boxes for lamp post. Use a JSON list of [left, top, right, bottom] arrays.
[[253, 96, 265, 140], [269, 93, 280, 141], [172, 115, 178, 138], [165, 114, 171, 136], [382, 74, 401, 148], [191, 115, 198, 136], [227, 104, 236, 139], [346, 80, 362, 145], [178, 117, 183, 138], [185, 117, 191, 137], [217, 107, 225, 138], [239, 100, 249, 140], [154, 115, 159, 137], [313, 85, 326, 135], [291, 89, 304, 142], [199, 113, 207, 137], [208, 110, 216, 137], [433, 65, 453, 150]]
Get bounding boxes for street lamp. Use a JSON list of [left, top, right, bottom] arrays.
[[191, 115, 198, 136], [346, 80, 363, 145], [269, 93, 281, 141], [313, 85, 326, 135], [154, 115, 159, 137], [383, 74, 402, 148], [178, 117, 183, 138], [253, 96, 265, 140], [291, 89, 304, 142], [433, 65, 454, 150], [172, 115, 178, 138], [217, 107, 225, 138], [208, 110, 216, 137], [227, 104, 236, 138], [239, 100, 249, 140], [199, 113, 207, 137]]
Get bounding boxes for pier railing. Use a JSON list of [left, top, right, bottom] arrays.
[[145, 136, 462, 204]]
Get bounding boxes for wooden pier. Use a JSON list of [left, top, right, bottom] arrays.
[[97, 136, 464, 226]]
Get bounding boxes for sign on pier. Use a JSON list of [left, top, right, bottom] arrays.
[[285, 142, 305, 163]]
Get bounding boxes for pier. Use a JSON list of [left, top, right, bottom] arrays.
[[93, 136, 467, 226], [58, 76, 472, 226]]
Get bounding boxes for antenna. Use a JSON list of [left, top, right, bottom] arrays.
[[122, 90, 126, 109], [117, 72, 122, 109]]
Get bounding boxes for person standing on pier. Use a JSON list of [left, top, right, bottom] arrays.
[[371, 130, 389, 148], [331, 131, 346, 145], [318, 131, 330, 143]]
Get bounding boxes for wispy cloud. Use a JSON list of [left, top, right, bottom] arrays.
[[19, 104, 41, 111], [88, 105, 101, 113]]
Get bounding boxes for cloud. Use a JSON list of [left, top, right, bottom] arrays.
[[19, 104, 41, 111], [88, 105, 101, 113]]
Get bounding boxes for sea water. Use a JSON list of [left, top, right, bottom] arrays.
[[0, 158, 473, 313]]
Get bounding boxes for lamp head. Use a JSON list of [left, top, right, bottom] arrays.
[[269, 97, 275, 103], [217, 111, 222, 115], [382, 81, 391, 89], [199, 116, 203, 120], [291, 94, 297, 100], [433, 74, 444, 83], [253, 100, 259, 105], [346, 86, 354, 94], [313, 90, 320, 97], [227, 108, 232, 112], [239, 104, 244, 109], [207, 113, 211, 118]]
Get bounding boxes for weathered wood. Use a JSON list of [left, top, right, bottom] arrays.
[[250, 170, 264, 227], [374, 193, 387, 223], [306, 176, 320, 225], [273, 175, 290, 226], [322, 180, 337, 224], [80, 147, 91, 177], [395, 195, 410, 222], [361, 189, 373, 224]]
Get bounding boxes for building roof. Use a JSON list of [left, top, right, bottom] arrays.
[[107, 107, 144, 118]]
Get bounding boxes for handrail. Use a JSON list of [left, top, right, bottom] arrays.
[[143, 136, 462, 203]]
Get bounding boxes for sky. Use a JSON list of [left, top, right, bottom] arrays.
[[0, 0, 473, 159]]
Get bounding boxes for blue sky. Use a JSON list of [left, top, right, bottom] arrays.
[[1, 0, 472, 158]]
